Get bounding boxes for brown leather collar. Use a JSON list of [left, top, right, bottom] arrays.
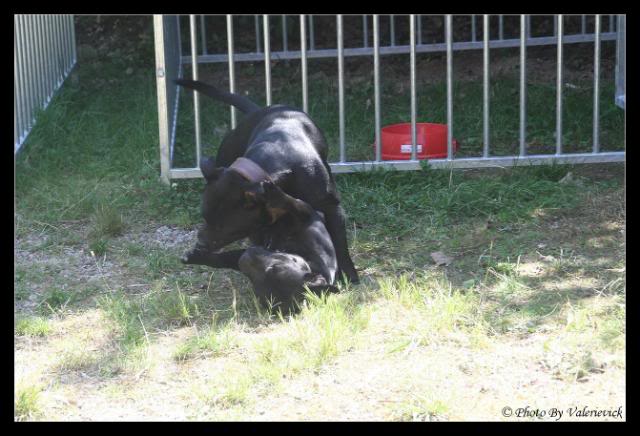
[[229, 157, 272, 183]]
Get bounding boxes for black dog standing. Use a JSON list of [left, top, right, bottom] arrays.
[[176, 79, 359, 285]]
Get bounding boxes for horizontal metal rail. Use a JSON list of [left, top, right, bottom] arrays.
[[182, 32, 618, 64], [328, 152, 626, 173]]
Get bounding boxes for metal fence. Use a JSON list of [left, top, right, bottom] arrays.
[[14, 14, 77, 154], [154, 14, 625, 183]]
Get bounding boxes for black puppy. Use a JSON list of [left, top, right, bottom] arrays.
[[175, 79, 358, 284], [182, 180, 338, 312]]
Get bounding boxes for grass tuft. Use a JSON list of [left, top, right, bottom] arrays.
[[15, 384, 43, 421], [391, 395, 450, 422], [90, 203, 125, 238], [173, 321, 236, 362], [15, 316, 52, 337]]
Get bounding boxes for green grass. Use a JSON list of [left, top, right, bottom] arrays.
[[15, 384, 43, 421], [392, 395, 450, 421], [173, 318, 236, 362], [378, 273, 488, 349], [251, 288, 370, 386], [15, 316, 52, 337], [89, 203, 125, 243], [38, 288, 75, 314]]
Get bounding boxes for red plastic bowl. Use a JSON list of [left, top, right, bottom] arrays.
[[374, 122, 460, 160]]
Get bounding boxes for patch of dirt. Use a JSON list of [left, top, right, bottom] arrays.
[[14, 223, 199, 314], [116, 225, 198, 250]]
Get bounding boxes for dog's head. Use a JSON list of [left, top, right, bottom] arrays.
[[238, 247, 338, 305], [197, 157, 285, 250]]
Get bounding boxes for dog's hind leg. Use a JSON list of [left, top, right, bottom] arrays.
[[317, 201, 359, 285]]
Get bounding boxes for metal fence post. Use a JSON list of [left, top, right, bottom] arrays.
[[227, 15, 236, 129], [373, 15, 381, 162], [410, 14, 417, 161], [264, 14, 272, 106], [282, 15, 288, 53], [593, 14, 601, 153], [483, 14, 490, 157], [520, 15, 527, 156], [556, 14, 564, 155], [300, 15, 308, 113], [337, 15, 346, 163], [446, 14, 453, 160]]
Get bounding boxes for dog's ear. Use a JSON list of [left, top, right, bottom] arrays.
[[259, 181, 288, 223], [243, 182, 265, 209], [200, 157, 224, 181], [244, 182, 287, 223]]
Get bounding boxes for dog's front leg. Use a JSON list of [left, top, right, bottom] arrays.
[[181, 248, 245, 271]]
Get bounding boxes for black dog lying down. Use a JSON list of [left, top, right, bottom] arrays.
[[182, 179, 338, 312]]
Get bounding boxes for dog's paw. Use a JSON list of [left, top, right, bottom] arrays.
[[181, 248, 205, 264]]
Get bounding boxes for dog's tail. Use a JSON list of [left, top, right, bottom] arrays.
[[174, 79, 262, 114]]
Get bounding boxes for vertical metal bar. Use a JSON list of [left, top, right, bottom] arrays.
[[21, 15, 34, 128], [48, 15, 58, 88], [153, 15, 170, 183], [255, 15, 261, 53], [471, 14, 476, 42], [409, 15, 417, 161], [15, 15, 29, 139], [556, 14, 563, 155], [14, 80, 18, 150], [54, 15, 64, 85], [282, 15, 288, 52], [189, 15, 201, 167], [227, 15, 236, 129], [499, 15, 504, 40], [520, 15, 527, 157], [42, 15, 52, 99], [40, 15, 50, 104], [33, 15, 45, 108], [446, 14, 453, 160], [309, 15, 315, 50], [373, 15, 382, 163], [58, 15, 66, 82], [176, 15, 182, 74], [593, 14, 601, 153], [337, 15, 345, 163], [609, 15, 614, 32], [581, 14, 586, 34], [200, 15, 207, 55], [390, 15, 395, 46], [14, 18, 22, 145], [300, 15, 308, 113], [60, 15, 69, 75], [47, 15, 56, 93], [363, 15, 368, 48], [483, 14, 490, 158], [263, 14, 272, 106], [417, 15, 422, 45], [70, 14, 77, 65], [28, 15, 39, 113]]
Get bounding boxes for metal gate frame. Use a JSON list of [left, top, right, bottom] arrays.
[[154, 14, 625, 183], [14, 14, 77, 154]]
